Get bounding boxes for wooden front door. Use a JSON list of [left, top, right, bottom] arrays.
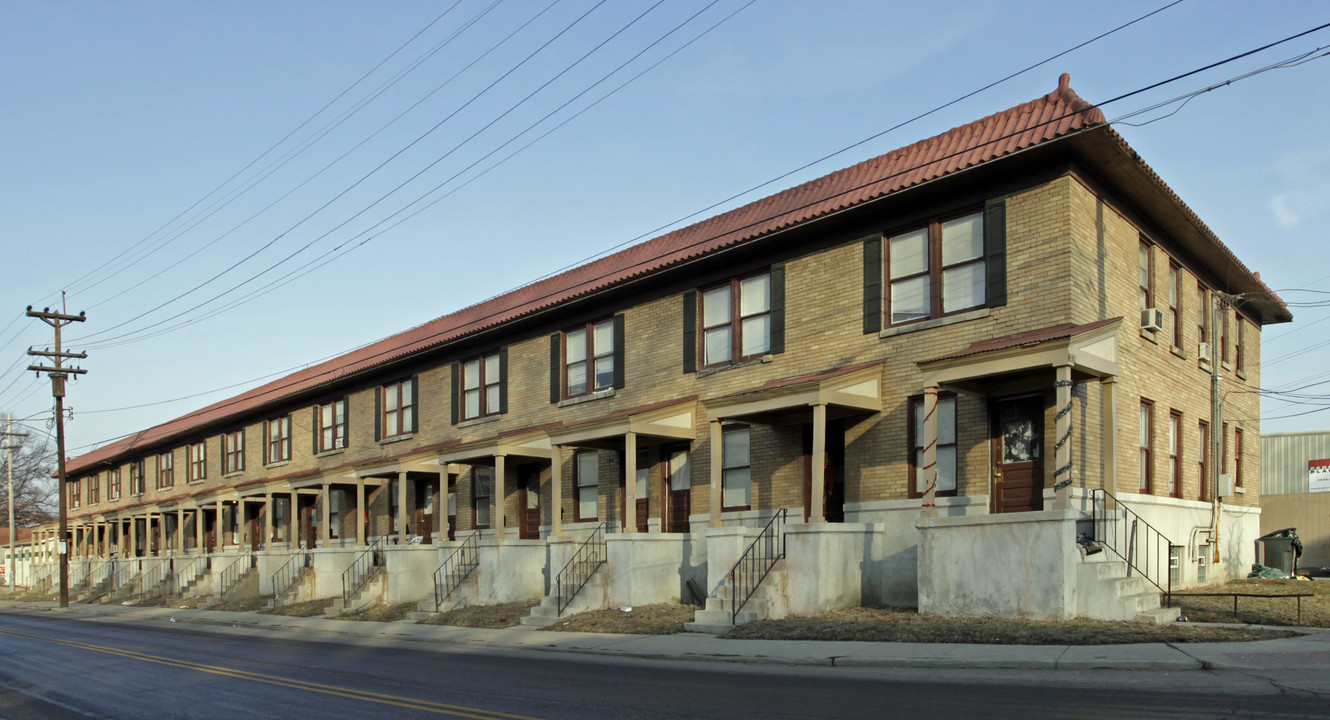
[[446, 475, 457, 542], [992, 395, 1045, 513], [299, 497, 316, 549], [802, 421, 846, 522], [415, 480, 437, 544], [518, 467, 540, 540], [664, 446, 690, 533], [248, 506, 261, 551]]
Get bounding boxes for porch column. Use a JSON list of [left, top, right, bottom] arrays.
[[288, 491, 297, 549], [397, 472, 409, 545], [810, 403, 827, 524], [1102, 377, 1117, 495], [177, 507, 185, 553], [709, 420, 723, 529], [1052, 364, 1074, 510], [215, 499, 223, 552], [320, 483, 332, 547], [194, 509, 203, 554], [355, 477, 366, 546], [129, 519, 138, 558], [433, 477, 443, 541], [550, 447, 564, 537], [920, 385, 939, 518], [158, 514, 167, 555], [624, 432, 637, 533], [264, 493, 274, 550], [492, 457, 506, 538]]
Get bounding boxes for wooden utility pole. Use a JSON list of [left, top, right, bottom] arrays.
[[26, 304, 87, 608], [2, 414, 28, 593]]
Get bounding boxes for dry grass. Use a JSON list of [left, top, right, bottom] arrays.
[[724, 606, 1297, 644], [419, 601, 536, 628], [1171, 578, 1329, 627], [542, 603, 698, 634], [209, 595, 273, 613], [336, 602, 417, 622], [260, 598, 332, 617]]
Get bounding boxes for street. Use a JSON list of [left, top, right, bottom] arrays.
[[0, 611, 1328, 719]]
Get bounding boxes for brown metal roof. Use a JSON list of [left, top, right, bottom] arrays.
[[919, 317, 1122, 365]]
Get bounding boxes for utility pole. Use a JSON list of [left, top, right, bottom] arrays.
[[26, 303, 87, 608], [2, 414, 28, 593]]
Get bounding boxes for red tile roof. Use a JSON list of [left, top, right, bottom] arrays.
[[919, 317, 1122, 365], [66, 75, 1196, 474]]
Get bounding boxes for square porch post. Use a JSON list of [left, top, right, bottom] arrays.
[[810, 403, 827, 523], [194, 509, 203, 554], [157, 514, 166, 555], [288, 491, 296, 549], [215, 499, 223, 552], [1052, 364, 1074, 510], [320, 483, 332, 548], [264, 493, 274, 551], [129, 519, 138, 558], [397, 472, 409, 545], [492, 457, 505, 538], [550, 447, 564, 537], [709, 420, 723, 529], [177, 507, 185, 554], [920, 385, 939, 519], [624, 432, 637, 533], [433, 476, 444, 541], [1102, 377, 1117, 495], [355, 477, 366, 547]]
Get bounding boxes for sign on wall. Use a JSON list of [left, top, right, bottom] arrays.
[[1310, 459, 1330, 493]]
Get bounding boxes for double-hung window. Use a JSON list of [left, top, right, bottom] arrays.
[[702, 273, 771, 365], [1168, 411, 1182, 498], [381, 379, 414, 438], [909, 393, 957, 497], [462, 353, 502, 420], [1139, 401, 1153, 493], [317, 398, 347, 451], [1235, 427, 1244, 488], [70, 479, 80, 509], [222, 430, 244, 474], [89, 475, 99, 505], [130, 460, 145, 495], [1198, 421, 1210, 501], [887, 212, 985, 324], [1168, 263, 1182, 349], [187, 441, 206, 482], [1197, 286, 1211, 360], [265, 416, 292, 464], [1220, 309, 1231, 364], [1235, 318, 1246, 374], [473, 467, 493, 529], [108, 468, 121, 501], [574, 451, 599, 522], [721, 426, 752, 510], [157, 451, 174, 489], [565, 320, 614, 397], [1138, 241, 1154, 314]]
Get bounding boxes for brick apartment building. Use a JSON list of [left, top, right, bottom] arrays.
[[34, 75, 1289, 623]]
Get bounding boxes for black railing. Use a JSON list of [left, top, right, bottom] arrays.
[[170, 556, 210, 597], [556, 523, 608, 614], [31, 564, 56, 592], [115, 558, 140, 589], [729, 509, 787, 623], [433, 530, 480, 612], [271, 552, 313, 607], [217, 550, 256, 598], [1091, 489, 1177, 605], [341, 535, 386, 604], [138, 560, 170, 601]]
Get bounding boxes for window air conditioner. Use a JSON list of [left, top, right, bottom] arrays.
[[1198, 342, 1212, 363], [1140, 308, 1164, 333]]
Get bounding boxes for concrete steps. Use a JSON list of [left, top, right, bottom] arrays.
[[323, 567, 384, 616], [684, 564, 787, 634], [519, 569, 608, 627], [1077, 550, 1179, 624]]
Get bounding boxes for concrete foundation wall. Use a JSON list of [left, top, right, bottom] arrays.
[[1115, 492, 1261, 586], [310, 548, 359, 600], [476, 539, 545, 604], [605, 533, 699, 607], [384, 545, 439, 605], [846, 495, 988, 608], [785, 522, 870, 616]]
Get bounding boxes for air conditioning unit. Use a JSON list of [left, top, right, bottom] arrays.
[[1198, 342, 1212, 364], [1140, 308, 1164, 333]]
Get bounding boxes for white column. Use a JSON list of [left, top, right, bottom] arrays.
[[355, 477, 366, 546], [264, 493, 274, 550], [709, 420, 723, 528], [1102, 377, 1117, 494], [493, 457, 506, 538], [550, 448, 564, 537], [921, 385, 939, 518], [810, 403, 827, 524], [320, 483, 332, 548], [215, 499, 224, 552], [397, 472, 409, 544], [624, 432, 637, 533], [129, 519, 138, 558]]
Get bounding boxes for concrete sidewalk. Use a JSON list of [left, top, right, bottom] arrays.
[[4, 600, 1329, 673]]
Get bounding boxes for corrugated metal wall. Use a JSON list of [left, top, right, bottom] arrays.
[[1261, 431, 1330, 495]]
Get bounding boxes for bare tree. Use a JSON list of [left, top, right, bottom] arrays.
[[1, 425, 57, 528]]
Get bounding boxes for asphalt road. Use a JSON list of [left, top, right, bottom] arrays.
[[0, 611, 1327, 720]]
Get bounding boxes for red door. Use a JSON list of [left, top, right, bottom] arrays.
[[664, 447, 691, 533], [992, 396, 1045, 513], [415, 480, 437, 544], [519, 468, 541, 540]]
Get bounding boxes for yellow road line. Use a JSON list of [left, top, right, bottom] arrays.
[[0, 627, 545, 720]]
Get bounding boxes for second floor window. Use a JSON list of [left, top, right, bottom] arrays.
[[909, 393, 957, 497], [157, 451, 174, 489], [703, 273, 771, 365], [108, 467, 121, 500], [88, 475, 99, 505], [266, 416, 291, 464], [381, 379, 415, 438], [222, 430, 244, 474], [565, 320, 614, 397], [130, 459, 145, 495], [1235, 317, 1246, 374], [187, 441, 206, 482], [1168, 264, 1182, 349], [888, 212, 986, 324], [317, 398, 347, 451], [70, 479, 80, 509], [1138, 241, 1154, 313], [462, 354, 501, 420]]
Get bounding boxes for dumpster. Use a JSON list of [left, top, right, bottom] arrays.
[[1255, 528, 1302, 576]]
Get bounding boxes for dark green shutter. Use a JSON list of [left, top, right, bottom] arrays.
[[498, 348, 508, 414], [549, 333, 561, 404], [262, 421, 270, 464], [863, 235, 882, 334], [373, 387, 382, 441], [312, 406, 319, 455], [984, 199, 1007, 308], [612, 313, 626, 389], [450, 363, 459, 425], [682, 291, 697, 373], [769, 264, 785, 355], [341, 396, 349, 449], [409, 375, 419, 433]]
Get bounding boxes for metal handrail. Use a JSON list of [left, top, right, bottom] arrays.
[[170, 556, 210, 597], [115, 558, 140, 589], [271, 552, 313, 606], [217, 550, 256, 598], [728, 508, 788, 623], [31, 563, 56, 592], [341, 535, 386, 604], [1091, 489, 1177, 606], [556, 523, 608, 615], [138, 560, 170, 601], [69, 560, 91, 590], [432, 530, 481, 612]]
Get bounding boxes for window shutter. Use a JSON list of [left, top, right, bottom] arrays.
[[984, 199, 1007, 308], [612, 313, 626, 389], [498, 348, 508, 414], [769, 264, 785, 355], [342, 396, 349, 448], [373, 387, 382, 441], [549, 333, 561, 404], [862, 235, 882, 334], [450, 363, 460, 425], [682, 291, 697, 374], [312, 406, 320, 455], [409, 375, 419, 433], [262, 421, 270, 465]]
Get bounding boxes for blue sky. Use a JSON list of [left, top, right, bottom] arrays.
[[1, 0, 1328, 455]]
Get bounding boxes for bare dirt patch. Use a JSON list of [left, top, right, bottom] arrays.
[[1172, 577, 1329, 627], [542, 603, 697, 635], [419, 601, 536, 629], [260, 598, 331, 617], [336, 602, 416, 622], [209, 595, 273, 613]]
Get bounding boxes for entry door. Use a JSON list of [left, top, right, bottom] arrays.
[[617, 451, 650, 533], [518, 467, 540, 540], [802, 421, 846, 523], [203, 514, 215, 554], [415, 480, 437, 544], [992, 396, 1044, 513], [446, 475, 457, 541], [299, 498, 316, 549], [664, 447, 691, 533]]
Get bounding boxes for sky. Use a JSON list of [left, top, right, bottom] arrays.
[[1, 0, 1329, 459]]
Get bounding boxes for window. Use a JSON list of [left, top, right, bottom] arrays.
[[575, 451, 599, 522], [70, 479, 80, 509], [1168, 263, 1182, 349], [721, 426, 751, 510], [1234, 427, 1244, 488], [1220, 309, 1230, 364], [381, 379, 414, 438], [702, 273, 771, 365], [1197, 285, 1210, 355], [157, 451, 174, 489], [328, 491, 340, 540], [88, 475, 99, 505], [473, 467, 493, 528], [108, 468, 121, 501], [222, 430, 244, 474], [565, 320, 614, 397], [130, 460, 145, 495], [462, 353, 502, 420], [909, 393, 957, 497], [1235, 317, 1246, 374], [317, 399, 347, 452], [187, 441, 206, 482], [1138, 241, 1154, 313], [1198, 421, 1210, 501], [1138, 401, 1153, 493], [1168, 411, 1181, 498], [265, 416, 291, 464], [888, 212, 985, 324]]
